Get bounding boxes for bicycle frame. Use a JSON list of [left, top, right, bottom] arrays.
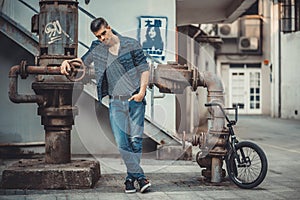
[[205, 102, 268, 188], [205, 103, 247, 167], [225, 111, 250, 168]]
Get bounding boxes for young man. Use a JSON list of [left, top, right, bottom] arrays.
[[60, 17, 151, 193]]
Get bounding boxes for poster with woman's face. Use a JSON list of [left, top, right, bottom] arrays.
[[139, 16, 167, 61]]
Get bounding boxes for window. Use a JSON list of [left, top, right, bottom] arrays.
[[280, 0, 300, 32]]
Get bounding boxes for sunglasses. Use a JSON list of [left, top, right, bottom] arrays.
[[96, 30, 107, 39]]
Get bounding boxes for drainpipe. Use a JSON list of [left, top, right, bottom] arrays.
[[278, 3, 282, 118]]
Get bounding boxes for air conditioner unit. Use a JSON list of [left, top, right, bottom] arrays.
[[239, 37, 259, 50], [218, 21, 238, 38]]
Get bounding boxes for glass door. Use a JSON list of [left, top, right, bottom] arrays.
[[229, 68, 261, 114]]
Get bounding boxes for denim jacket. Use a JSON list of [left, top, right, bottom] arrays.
[[81, 33, 149, 102]]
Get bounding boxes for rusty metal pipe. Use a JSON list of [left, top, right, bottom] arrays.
[[196, 71, 226, 140], [197, 71, 227, 183], [26, 65, 62, 75], [197, 71, 224, 94], [149, 64, 227, 182], [8, 65, 62, 104], [9, 65, 44, 104], [45, 130, 71, 164], [211, 157, 222, 183]]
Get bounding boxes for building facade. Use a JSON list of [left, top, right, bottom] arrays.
[[215, 0, 272, 115], [270, 0, 300, 120]]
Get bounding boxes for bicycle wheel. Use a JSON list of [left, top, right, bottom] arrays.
[[226, 141, 268, 189]]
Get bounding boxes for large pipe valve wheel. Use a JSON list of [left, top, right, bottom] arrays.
[[66, 60, 86, 82]]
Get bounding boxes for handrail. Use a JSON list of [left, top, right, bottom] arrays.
[[78, 41, 89, 49], [78, 6, 96, 19], [18, 0, 38, 13]]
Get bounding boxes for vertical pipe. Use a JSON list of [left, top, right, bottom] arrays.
[[45, 130, 71, 164], [211, 157, 222, 183], [197, 71, 226, 182]]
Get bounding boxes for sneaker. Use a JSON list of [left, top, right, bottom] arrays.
[[138, 178, 151, 193], [124, 179, 136, 193]]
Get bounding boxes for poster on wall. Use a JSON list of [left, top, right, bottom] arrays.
[[139, 16, 167, 61]]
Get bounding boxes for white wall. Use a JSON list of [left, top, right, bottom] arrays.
[[270, 1, 300, 120], [280, 32, 300, 119]]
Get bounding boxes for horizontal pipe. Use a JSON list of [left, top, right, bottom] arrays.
[[26, 65, 61, 75], [8, 65, 62, 77]]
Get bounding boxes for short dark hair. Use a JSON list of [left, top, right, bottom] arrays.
[[90, 17, 108, 32]]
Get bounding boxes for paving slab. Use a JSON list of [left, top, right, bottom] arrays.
[[0, 116, 300, 199]]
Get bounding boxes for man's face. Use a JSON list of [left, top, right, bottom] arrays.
[[94, 25, 112, 45]]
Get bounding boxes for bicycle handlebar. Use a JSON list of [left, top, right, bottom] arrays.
[[205, 102, 238, 125], [205, 103, 221, 107]]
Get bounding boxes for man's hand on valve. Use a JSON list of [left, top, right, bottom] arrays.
[[60, 58, 83, 75]]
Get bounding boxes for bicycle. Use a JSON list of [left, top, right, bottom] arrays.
[[204, 103, 268, 189]]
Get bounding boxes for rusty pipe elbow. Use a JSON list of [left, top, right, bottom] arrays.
[[198, 71, 224, 93], [8, 65, 20, 78], [8, 65, 44, 104]]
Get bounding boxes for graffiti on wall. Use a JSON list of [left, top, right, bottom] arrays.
[[139, 16, 167, 61]]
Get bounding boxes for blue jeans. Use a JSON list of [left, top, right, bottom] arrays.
[[109, 98, 146, 181]]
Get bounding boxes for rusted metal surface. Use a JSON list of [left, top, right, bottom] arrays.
[[151, 63, 227, 182], [4, 0, 100, 189], [35, 0, 79, 66], [8, 62, 67, 104], [18, 0, 82, 164], [26, 65, 62, 75], [151, 63, 192, 93], [45, 131, 71, 163], [211, 157, 223, 183], [33, 81, 82, 164], [8, 63, 83, 163], [9, 65, 44, 104]]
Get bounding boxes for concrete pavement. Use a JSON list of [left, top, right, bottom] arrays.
[[1, 115, 300, 199]]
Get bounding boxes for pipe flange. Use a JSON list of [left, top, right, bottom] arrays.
[[20, 60, 28, 79]]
